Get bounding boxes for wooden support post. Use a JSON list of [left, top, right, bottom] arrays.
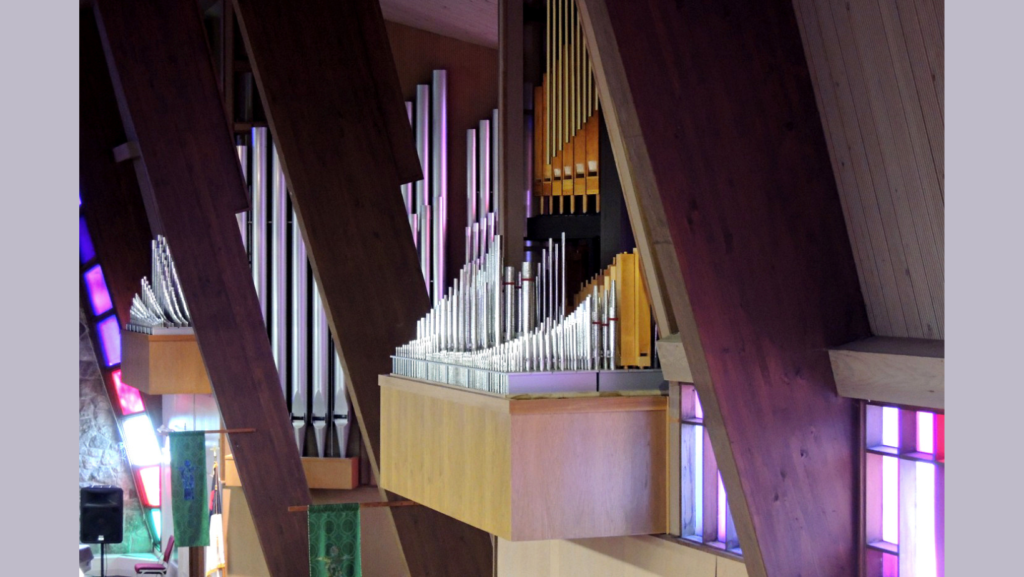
[[230, 1, 494, 575], [576, 0, 871, 575], [499, 0, 526, 266], [90, 2, 309, 576]]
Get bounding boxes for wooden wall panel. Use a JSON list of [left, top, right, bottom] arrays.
[[577, 1, 872, 576], [385, 21, 500, 291], [232, 3, 494, 575], [497, 536, 747, 577], [793, 0, 944, 340], [91, 1, 311, 575]]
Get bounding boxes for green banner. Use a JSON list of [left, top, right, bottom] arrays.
[[308, 503, 361, 577], [169, 431, 209, 547]]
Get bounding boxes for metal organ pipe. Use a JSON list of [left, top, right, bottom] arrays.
[[431, 70, 447, 306], [290, 206, 308, 453], [415, 84, 431, 292], [236, 143, 248, 249], [251, 127, 268, 322], [312, 280, 329, 458], [271, 145, 288, 399]]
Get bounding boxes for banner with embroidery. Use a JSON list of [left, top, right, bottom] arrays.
[[170, 431, 209, 547], [308, 503, 361, 577]]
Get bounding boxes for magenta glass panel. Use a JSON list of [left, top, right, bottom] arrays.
[[84, 265, 113, 316], [79, 217, 96, 263], [112, 369, 145, 415], [918, 412, 935, 454], [882, 552, 899, 577], [694, 425, 704, 534], [882, 455, 899, 544], [695, 394, 703, 419], [96, 316, 122, 366]]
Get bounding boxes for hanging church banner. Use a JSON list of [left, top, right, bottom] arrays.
[[169, 431, 209, 547], [308, 503, 361, 577]]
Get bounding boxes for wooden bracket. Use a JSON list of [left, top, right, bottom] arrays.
[[112, 141, 140, 163]]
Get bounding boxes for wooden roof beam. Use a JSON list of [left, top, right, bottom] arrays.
[[577, 1, 872, 575], [89, 1, 309, 575], [230, 0, 493, 574]]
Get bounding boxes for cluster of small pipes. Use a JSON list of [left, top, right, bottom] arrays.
[[128, 235, 192, 329], [395, 229, 623, 391]]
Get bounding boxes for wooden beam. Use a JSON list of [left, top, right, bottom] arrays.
[[829, 337, 944, 410], [112, 141, 140, 163], [89, 2, 310, 576], [79, 10, 152, 326], [655, 333, 693, 384], [576, 1, 871, 575], [499, 0, 526, 267], [230, 1, 493, 575]]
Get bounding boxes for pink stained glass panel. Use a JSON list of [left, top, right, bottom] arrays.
[[112, 369, 145, 415], [137, 466, 161, 508], [84, 265, 113, 316]]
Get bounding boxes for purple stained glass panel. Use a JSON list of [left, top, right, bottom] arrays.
[[96, 316, 122, 366], [80, 216, 96, 263], [84, 265, 113, 316]]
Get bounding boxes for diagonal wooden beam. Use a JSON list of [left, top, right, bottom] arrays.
[[79, 9, 152, 326], [89, 2, 310, 576], [577, 1, 872, 576], [230, 0, 494, 575]]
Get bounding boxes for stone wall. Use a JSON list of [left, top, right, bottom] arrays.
[[79, 308, 153, 554]]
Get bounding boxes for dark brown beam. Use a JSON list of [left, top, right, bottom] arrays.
[[90, 2, 310, 576], [577, 1, 871, 576], [230, 1, 493, 575], [498, 0, 526, 267], [79, 10, 152, 326]]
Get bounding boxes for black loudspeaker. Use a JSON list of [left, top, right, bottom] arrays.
[[80, 486, 123, 544]]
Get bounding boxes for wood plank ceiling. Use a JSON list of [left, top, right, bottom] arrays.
[[793, 0, 944, 340], [381, 0, 499, 48]]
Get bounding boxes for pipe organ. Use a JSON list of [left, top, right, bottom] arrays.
[[234, 127, 350, 460], [535, 0, 600, 215], [400, 71, 451, 305]]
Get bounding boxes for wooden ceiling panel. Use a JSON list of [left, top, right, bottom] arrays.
[[380, 0, 498, 48]]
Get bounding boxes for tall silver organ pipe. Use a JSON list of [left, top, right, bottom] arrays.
[[312, 281, 329, 458], [431, 70, 448, 306], [236, 143, 248, 249], [290, 206, 308, 452], [415, 84, 431, 291], [271, 145, 288, 398], [478, 118, 491, 219], [251, 127, 268, 322], [467, 128, 477, 227], [491, 108, 499, 211], [403, 101, 415, 223], [332, 348, 350, 457]]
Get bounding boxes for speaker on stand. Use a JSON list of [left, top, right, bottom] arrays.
[[80, 486, 123, 577]]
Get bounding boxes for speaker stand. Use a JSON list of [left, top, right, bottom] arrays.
[[100, 542, 106, 577]]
